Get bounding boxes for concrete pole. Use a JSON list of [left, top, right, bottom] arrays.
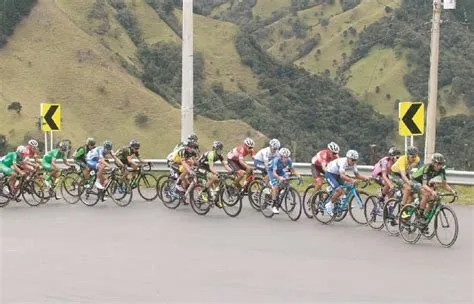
[[424, 0, 442, 164], [181, 0, 194, 143]]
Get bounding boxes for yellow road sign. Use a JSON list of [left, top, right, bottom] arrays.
[[399, 102, 424, 136], [41, 103, 61, 131]]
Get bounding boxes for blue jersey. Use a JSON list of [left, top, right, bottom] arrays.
[[86, 146, 108, 162], [268, 156, 293, 175]]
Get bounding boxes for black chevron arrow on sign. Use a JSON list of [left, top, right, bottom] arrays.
[[402, 103, 422, 134], [44, 105, 59, 130]]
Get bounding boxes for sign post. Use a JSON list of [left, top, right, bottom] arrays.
[[40, 103, 62, 153], [399, 102, 425, 153]]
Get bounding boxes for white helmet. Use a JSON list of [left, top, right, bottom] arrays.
[[327, 142, 340, 154], [346, 149, 359, 160], [269, 138, 281, 149], [28, 139, 38, 148], [17, 145, 27, 154], [244, 137, 255, 148], [279, 147, 291, 157]]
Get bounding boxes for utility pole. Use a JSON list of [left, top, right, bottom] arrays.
[[424, 0, 442, 164], [181, 0, 194, 143]]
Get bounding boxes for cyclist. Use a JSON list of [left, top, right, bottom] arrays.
[[73, 137, 96, 182], [115, 139, 144, 184], [372, 146, 402, 203], [253, 138, 280, 185], [21, 139, 41, 173], [197, 141, 232, 206], [311, 142, 340, 191], [268, 147, 302, 214], [324, 150, 369, 216], [173, 133, 200, 154], [86, 140, 122, 190], [0, 146, 27, 197], [411, 153, 456, 225], [41, 141, 74, 188], [227, 137, 255, 189], [390, 146, 420, 208], [169, 140, 199, 196]]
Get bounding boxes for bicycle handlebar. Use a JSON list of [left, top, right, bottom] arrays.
[[436, 192, 458, 204]]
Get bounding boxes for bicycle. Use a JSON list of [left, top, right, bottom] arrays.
[[364, 186, 402, 231], [189, 172, 241, 217], [398, 192, 458, 247], [79, 167, 133, 207], [38, 167, 82, 204], [0, 171, 45, 207], [239, 168, 265, 211], [258, 176, 302, 221], [124, 162, 159, 201], [311, 180, 370, 225], [160, 168, 206, 209], [301, 178, 331, 219]]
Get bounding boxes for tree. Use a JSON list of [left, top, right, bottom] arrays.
[[7, 101, 22, 114]]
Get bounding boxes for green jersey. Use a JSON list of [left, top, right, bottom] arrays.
[[115, 147, 139, 163], [73, 145, 90, 162], [412, 164, 446, 183], [43, 149, 64, 164], [1, 152, 21, 167]]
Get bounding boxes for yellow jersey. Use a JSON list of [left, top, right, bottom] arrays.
[[391, 155, 420, 175]]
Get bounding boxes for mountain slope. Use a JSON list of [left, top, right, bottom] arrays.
[[0, 0, 266, 157]]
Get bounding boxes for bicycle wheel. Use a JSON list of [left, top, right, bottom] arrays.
[[311, 190, 335, 224], [247, 179, 263, 211], [160, 179, 181, 209], [156, 174, 169, 201], [383, 199, 400, 236], [223, 196, 243, 217], [398, 204, 422, 244], [349, 191, 369, 225], [21, 180, 44, 206], [79, 184, 101, 207], [364, 195, 384, 230], [302, 185, 316, 219], [0, 178, 11, 207], [220, 181, 240, 207], [189, 183, 211, 215], [258, 186, 274, 218], [137, 173, 159, 201], [435, 205, 459, 248], [281, 187, 302, 221], [60, 171, 82, 204], [108, 179, 133, 207]]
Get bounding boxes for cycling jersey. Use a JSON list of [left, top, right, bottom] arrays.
[[0, 152, 22, 176], [172, 147, 197, 163], [372, 156, 394, 177], [24, 145, 37, 160], [198, 150, 224, 171], [227, 144, 254, 161], [254, 147, 279, 163], [391, 155, 420, 175], [86, 146, 109, 170], [115, 147, 139, 164], [311, 149, 338, 168], [412, 164, 446, 184], [268, 156, 293, 187], [326, 157, 358, 175], [43, 149, 64, 164], [73, 145, 90, 162]]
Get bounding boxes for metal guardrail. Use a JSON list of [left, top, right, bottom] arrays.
[[136, 159, 474, 186]]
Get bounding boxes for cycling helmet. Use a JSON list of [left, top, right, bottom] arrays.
[[28, 139, 38, 148], [388, 146, 401, 157], [86, 137, 96, 146], [213, 141, 224, 151], [187, 133, 198, 143], [186, 140, 199, 149], [279, 147, 291, 158], [407, 146, 419, 156], [130, 139, 140, 149], [327, 142, 340, 154], [269, 138, 281, 149], [58, 141, 69, 151], [346, 149, 359, 160], [431, 153, 446, 165], [16, 145, 27, 154], [244, 137, 255, 148], [103, 140, 113, 151]]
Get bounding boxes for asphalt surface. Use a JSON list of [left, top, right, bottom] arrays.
[[1, 197, 473, 303]]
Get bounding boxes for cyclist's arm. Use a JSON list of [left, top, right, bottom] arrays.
[[340, 171, 355, 184], [12, 163, 25, 175], [422, 179, 437, 196], [381, 169, 393, 188], [109, 152, 123, 168], [399, 169, 411, 185]]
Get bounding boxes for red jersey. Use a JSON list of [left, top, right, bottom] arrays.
[[24, 145, 37, 159], [227, 144, 254, 161], [311, 149, 338, 168]]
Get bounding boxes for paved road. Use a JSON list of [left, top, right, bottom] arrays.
[[1, 198, 473, 303]]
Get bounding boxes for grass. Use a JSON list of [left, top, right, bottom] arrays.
[[252, 0, 291, 19], [0, 0, 266, 158]]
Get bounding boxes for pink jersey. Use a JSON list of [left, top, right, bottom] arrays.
[[372, 156, 394, 177], [24, 145, 37, 159], [311, 149, 338, 168], [227, 144, 254, 161]]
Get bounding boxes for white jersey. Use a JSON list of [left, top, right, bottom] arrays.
[[326, 157, 358, 175], [254, 147, 279, 163]]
